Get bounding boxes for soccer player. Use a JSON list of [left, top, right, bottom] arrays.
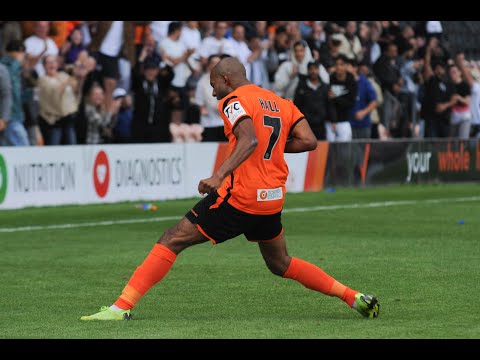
[[81, 57, 379, 321]]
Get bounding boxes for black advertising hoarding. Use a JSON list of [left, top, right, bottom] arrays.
[[323, 139, 480, 187]]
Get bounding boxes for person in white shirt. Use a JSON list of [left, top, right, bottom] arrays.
[[88, 21, 136, 112], [227, 23, 251, 70], [274, 40, 328, 100], [247, 35, 270, 89], [180, 21, 201, 54], [88, 21, 146, 112], [24, 21, 58, 78], [159, 21, 195, 125], [150, 21, 172, 47], [180, 21, 202, 78], [334, 21, 363, 62], [454, 52, 480, 138], [193, 53, 226, 142], [198, 21, 236, 68]]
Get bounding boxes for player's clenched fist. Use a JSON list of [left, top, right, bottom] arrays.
[[198, 175, 223, 195]]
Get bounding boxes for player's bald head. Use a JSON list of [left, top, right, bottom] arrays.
[[210, 56, 251, 99], [212, 56, 247, 79]]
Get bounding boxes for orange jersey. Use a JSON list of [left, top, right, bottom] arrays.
[[217, 84, 305, 215]]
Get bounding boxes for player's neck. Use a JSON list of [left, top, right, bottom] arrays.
[[233, 79, 252, 89]]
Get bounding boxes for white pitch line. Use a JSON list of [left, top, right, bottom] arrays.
[[282, 195, 480, 213], [1, 196, 479, 233], [0, 216, 182, 233]]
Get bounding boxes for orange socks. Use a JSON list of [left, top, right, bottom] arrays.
[[113, 249, 357, 310], [114, 244, 177, 310], [282, 257, 358, 307]]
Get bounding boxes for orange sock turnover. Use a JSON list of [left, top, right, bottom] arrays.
[[114, 244, 177, 310], [282, 257, 358, 307]]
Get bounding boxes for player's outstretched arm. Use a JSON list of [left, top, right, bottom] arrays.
[[198, 118, 258, 195], [284, 118, 317, 153]]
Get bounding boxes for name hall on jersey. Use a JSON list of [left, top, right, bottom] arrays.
[[258, 98, 280, 112]]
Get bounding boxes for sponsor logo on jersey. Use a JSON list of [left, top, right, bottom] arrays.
[[257, 187, 283, 201]]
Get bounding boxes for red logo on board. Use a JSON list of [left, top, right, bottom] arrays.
[[93, 150, 110, 198]]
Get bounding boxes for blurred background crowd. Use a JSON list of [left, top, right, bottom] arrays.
[[1, 20, 480, 147]]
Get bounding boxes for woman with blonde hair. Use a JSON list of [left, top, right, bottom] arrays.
[[37, 54, 87, 144]]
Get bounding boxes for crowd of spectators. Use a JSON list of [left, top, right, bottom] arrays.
[[1, 20, 480, 147]]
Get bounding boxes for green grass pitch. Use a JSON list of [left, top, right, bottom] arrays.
[[1, 183, 479, 339]]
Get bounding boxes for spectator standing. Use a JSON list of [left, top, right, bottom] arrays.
[[198, 21, 235, 68], [394, 25, 415, 57], [193, 54, 226, 142], [253, 21, 272, 51], [21, 52, 43, 146], [246, 35, 270, 89], [398, 43, 423, 105], [179, 21, 202, 79], [359, 22, 381, 67], [24, 21, 58, 78], [285, 21, 302, 46], [359, 62, 384, 139], [381, 78, 413, 138], [448, 64, 471, 139], [379, 21, 401, 48], [198, 21, 215, 39], [37, 55, 86, 145], [227, 23, 252, 71], [274, 40, 316, 100], [137, 31, 161, 67], [347, 56, 378, 184], [0, 40, 30, 146], [60, 27, 86, 66], [84, 83, 117, 144], [454, 53, 480, 138], [150, 21, 172, 47], [180, 21, 202, 56], [421, 37, 455, 138], [325, 53, 357, 187], [0, 21, 22, 58], [319, 34, 342, 74], [266, 25, 290, 84], [0, 63, 12, 146], [131, 57, 174, 143], [293, 61, 330, 140], [373, 42, 401, 92], [89, 21, 124, 109], [159, 21, 195, 125], [88, 21, 145, 110], [368, 22, 383, 67], [112, 89, 133, 143], [305, 21, 326, 63], [326, 54, 358, 141], [336, 21, 363, 62], [347, 59, 377, 139]]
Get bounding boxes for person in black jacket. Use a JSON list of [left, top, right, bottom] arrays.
[[373, 42, 401, 93], [325, 55, 358, 186], [131, 57, 175, 143], [326, 54, 358, 141], [421, 37, 455, 138], [294, 61, 330, 140]]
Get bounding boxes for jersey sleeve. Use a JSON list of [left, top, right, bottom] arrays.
[[288, 101, 306, 134], [219, 95, 251, 133]]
